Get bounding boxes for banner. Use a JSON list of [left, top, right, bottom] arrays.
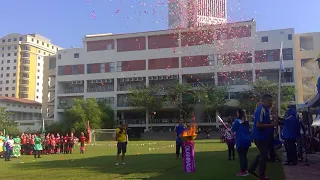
[[183, 141, 195, 173]]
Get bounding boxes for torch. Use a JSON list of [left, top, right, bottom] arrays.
[[181, 123, 197, 173]]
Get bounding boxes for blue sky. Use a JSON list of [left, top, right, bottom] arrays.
[[0, 0, 319, 48]]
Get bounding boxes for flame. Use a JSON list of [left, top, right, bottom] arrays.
[[182, 113, 197, 137]]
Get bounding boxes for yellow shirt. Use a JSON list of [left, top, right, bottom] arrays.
[[116, 128, 127, 142]]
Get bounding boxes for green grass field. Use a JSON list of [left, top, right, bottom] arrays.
[[0, 140, 285, 180]]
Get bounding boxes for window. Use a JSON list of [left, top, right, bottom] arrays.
[[1, 54, 3, 57], [217, 54, 223, 65], [31, 38, 34, 42], [22, 73, 29, 78], [23, 66, 29, 71], [1, 60, 3, 64], [109, 62, 115, 72], [13, 80, 15, 83], [43, 52, 46, 55], [208, 54, 214, 66], [2, 39, 5, 43], [38, 63, 40, 66], [8, 39, 11, 42], [47, 44, 49, 47], [8, 46, 11, 50], [42, 42, 44, 45], [23, 60, 30, 64], [21, 94, 28, 98], [288, 34, 292, 40], [19, 37, 23, 41], [37, 83, 39, 86], [58, 54, 61, 59], [0, 88, 1, 91], [13, 38, 17, 41], [117, 62, 122, 72], [1, 47, 4, 50], [7, 53, 11, 56], [74, 53, 79, 58], [14, 59, 16, 63], [6, 73, 9, 77], [58, 66, 63, 75], [6, 67, 9, 70], [6, 80, 9, 84], [7, 60, 10, 63], [21, 80, 28, 84], [13, 66, 16, 70], [37, 89, 39, 92], [5, 87, 8, 90], [1, 67, 2, 70], [37, 40, 39, 44], [0, 74, 2, 77], [36, 96, 39, 99], [283, 48, 293, 60], [21, 87, 29, 91], [22, 53, 30, 57], [37, 76, 40, 79], [261, 36, 268, 42], [5, 94, 8, 97], [14, 53, 17, 56], [12, 87, 15, 90], [13, 73, 16, 76], [37, 69, 40, 72], [12, 94, 15, 97]]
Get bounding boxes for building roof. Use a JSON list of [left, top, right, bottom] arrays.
[[0, 97, 41, 106]]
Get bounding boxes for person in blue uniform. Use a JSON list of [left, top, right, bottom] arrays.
[[174, 119, 186, 159], [249, 94, 278, 180], [283, 105, 299, 166]]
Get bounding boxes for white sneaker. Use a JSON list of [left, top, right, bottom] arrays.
[[121, 162, 126, 165], [115, 163, 119, 166]]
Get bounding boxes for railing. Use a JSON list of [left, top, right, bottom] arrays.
[[118, 84, 145, 91], [48, 96, 55, 103], [57, 105, 72, 109], [188, 81, 215, 87], [282, 77, 294, 83], [49, 82, 55, 88], [63, 87, 84, 94], [87, 86, 114, 92], [218, 80, 250, 86], [120, 119, 146, 125], [48, 112, 54, 118], [117, 103, 130, 107]]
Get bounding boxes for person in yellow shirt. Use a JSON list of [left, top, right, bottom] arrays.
[[115, 121, 128, 166]]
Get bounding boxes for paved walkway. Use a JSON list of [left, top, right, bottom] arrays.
[[283, 153, 320, 180]]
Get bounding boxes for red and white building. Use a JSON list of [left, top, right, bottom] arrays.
[[53, 20, 297, 131], [168, 0, 227, 28]]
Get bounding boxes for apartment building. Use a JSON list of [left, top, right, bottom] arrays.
[[0, 33, 62, 103], [53, 20, 297, 131], [168, 0, 227, 28], [294, 32, 320, 103], [0, 97, 42, 132]]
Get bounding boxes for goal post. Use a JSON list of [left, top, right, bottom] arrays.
[[90, 129, 117, 143]]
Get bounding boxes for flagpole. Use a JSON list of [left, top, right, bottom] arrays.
[[278, 41, 283, 141]]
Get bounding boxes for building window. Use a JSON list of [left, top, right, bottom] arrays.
[[58, 66, 63, 75], [14, 46, 17, 50], [12, 94, 15, 97], [21, 94, 28, 98], [13, 38, 17, 41], [12, 87, 15, 90], [22, 73, 29, 78], [31, 38, 34, 42], [19, 37, 23, 41], [1, 60, 3, 64], [37, 40, 39, 44], [0, 88, 1, 91], [42, 42, 44, 45], [36, 96, 39, 99], [23, 66, 29, 71], [5, 94, 8, 97], [110, 62, 115, 72], [8, 46, 11, 50], [14, 59, 16, 63], [22, 53, 30, 57], [58, 54, 61, 59], [288, 34, 292, 40], [6, 73, 9, 77], [261, 36, 268, 42], [283, 48, 293, 60], [2, 39, 5, 43], [5, 87, 8, 90], [37, 76, 40, 79], [1, 54, 3, 57], [21, 80, 29, 84], [13, 80, 15, 83], [21, 87, 29, 91], [13, 73, 16, 76], [23, 60, 30, 64], [117, 62, 122, 72], [7, 53, 11, 57], [1, 47, 4, 50], [47, 44, 49, 47], [37, 89, 39, 92], [38, 63, 40, 66], [208, 54, 214, 66], [74, 53, 80, 58], [7, 60, 10, 63], [13, 66, 16, 70], [6, 67, 9, 70], [8, 39, 11, 42], [6, 80, 9, 84], [14, 53, 17, 56]]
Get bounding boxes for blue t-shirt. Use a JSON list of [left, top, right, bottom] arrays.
[[252, 105, 273, 140], [283, 108, 299, 139], [231, 119, 251, 149], [175, 124, 186, 143]]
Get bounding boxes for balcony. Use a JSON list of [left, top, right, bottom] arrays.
[[300, 36, 314, 51], [118, 77, 146, 91], [149, 75, 179, 90], [87, 79, 114, 93], [48, 82, 55, 91], [183, 73, 215, 88], [64, 87, 84, 94], [256, 69, 294, 84], [58, 81, 84, 94]]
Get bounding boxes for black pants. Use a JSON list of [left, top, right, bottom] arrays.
[[285, 138, 297, 164], [176, 142, 183, 157], [296, 136, 304, 159], [34, 150, 40, 158], [5, 149, 12, 161], [268, 136, 276, 161], [237, 147, 249, 172], [249, 139, 269, 178], [227, 143, 235, 159]]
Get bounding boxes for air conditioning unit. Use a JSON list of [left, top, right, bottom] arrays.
[[159, 76, 163, 80], [138, 77, 143, 81], [134, 77, 139, 81], [169, 76, 174, 79], [154, 76, 158, 80], [130, 78, 134, 81], [126, 78, 130, 82], [120, 78, 125, 82], [164, 76, 168, 79], [286, 68, 292, 72], [93, 80, 99, 83], [149, 76, 154, 80], [97, 80, 103, 83]]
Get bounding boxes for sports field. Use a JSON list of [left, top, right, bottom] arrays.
[[0, 140, 285, 180]]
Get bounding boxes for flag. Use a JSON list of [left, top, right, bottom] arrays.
[[87, 121, 91, 144], [280, 42, 285, 71]]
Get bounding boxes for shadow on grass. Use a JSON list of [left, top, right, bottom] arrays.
[[12, 147, 285, 180]]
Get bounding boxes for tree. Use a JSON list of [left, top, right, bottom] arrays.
[[128, 86, 166, 127], [97, 100, 115, 129], [197, 84, 229, 121], [0, 108, 19, 136], [63, 98, 102, 133], [166, 83, 196, 119], [240, 79, 295, 115]]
